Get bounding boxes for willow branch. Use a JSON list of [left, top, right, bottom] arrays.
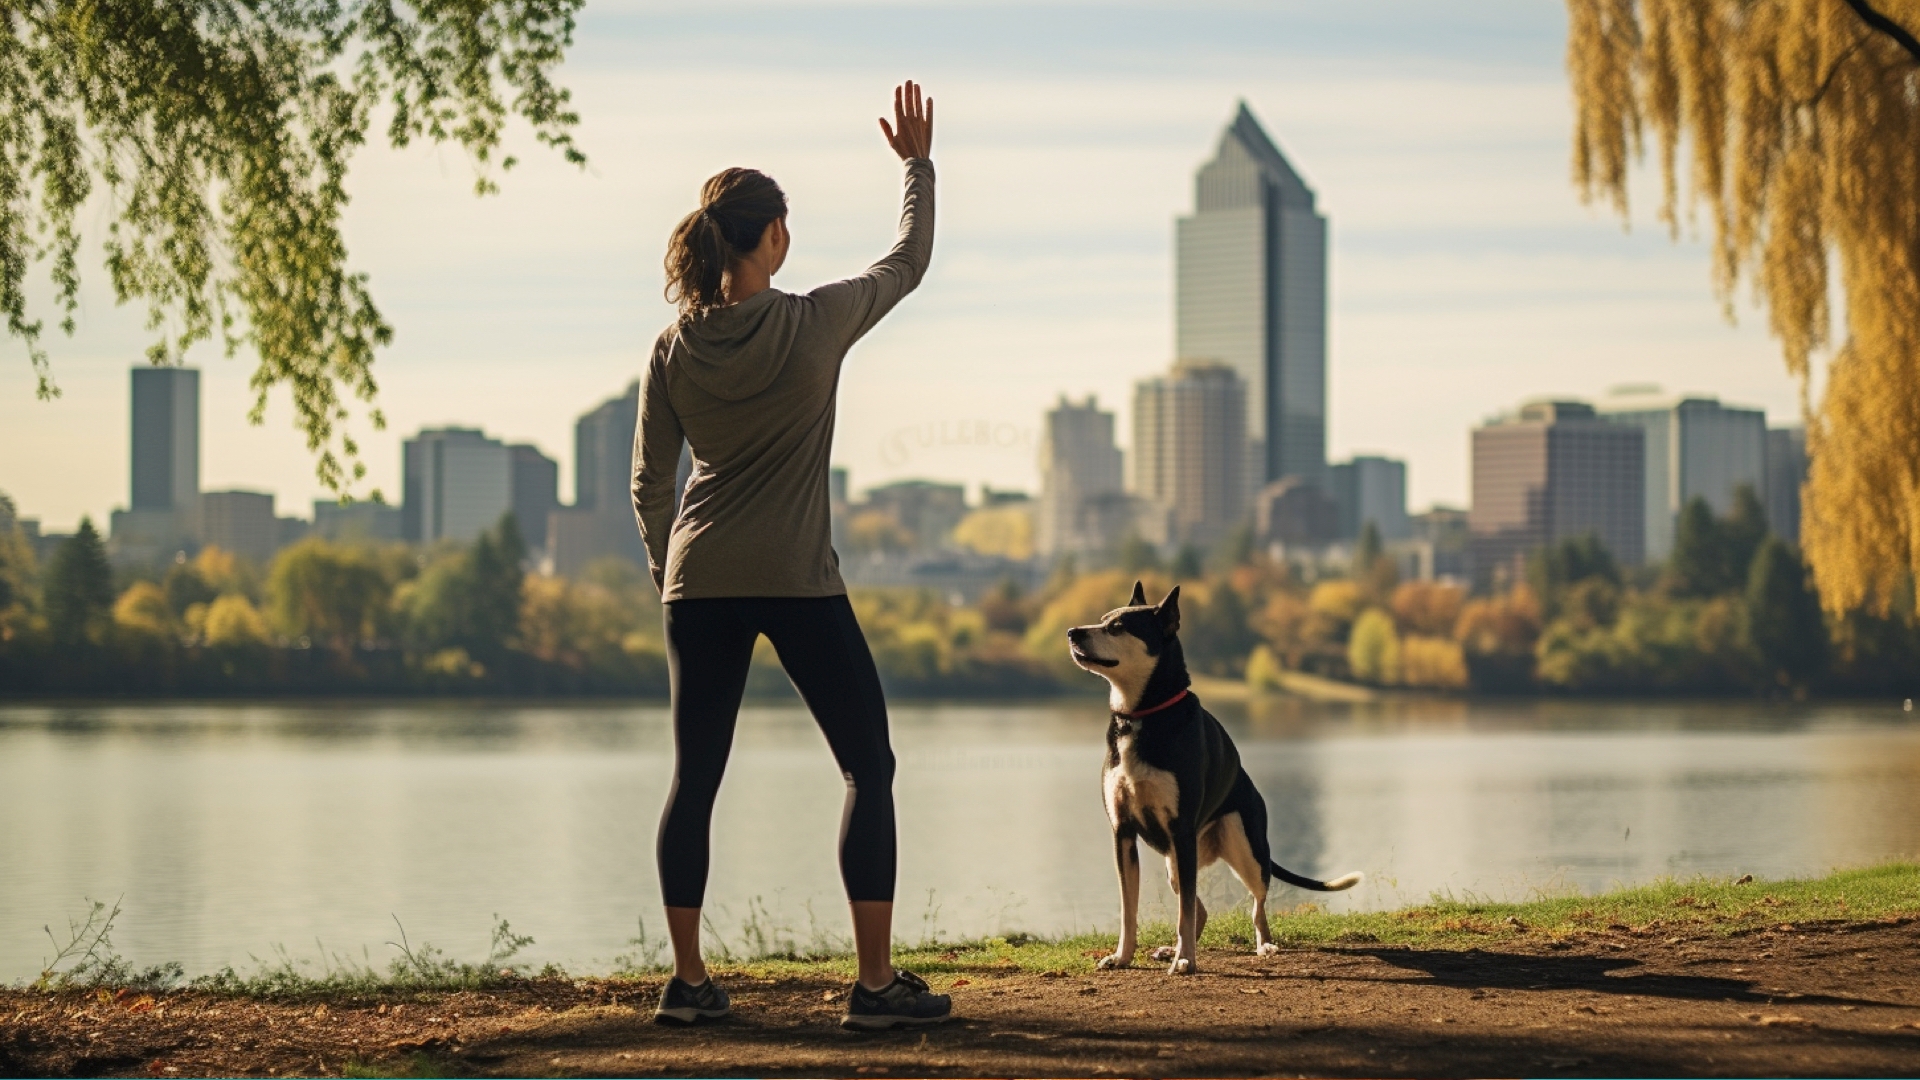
[[1841, 0, 1920, 65]]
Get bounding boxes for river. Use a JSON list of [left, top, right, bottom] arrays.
[[3, 697, 1917, 981]]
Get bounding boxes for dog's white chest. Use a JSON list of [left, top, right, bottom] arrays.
[[1103, 732, 1180, 832]]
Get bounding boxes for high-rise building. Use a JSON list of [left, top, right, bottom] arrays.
[[1470, 400, 1645, 583], [1328, 456, 1410, 541], [130, 366, 200, 513], [1037, 395, 1125, 556], [1764, 426, 1806, 545], [1132, 360, 1250, 547], [313, 500, 404, 543], [112, 366, 201, 560], [863, 480, 968, 550], [549, 383, 651, 576], [508, 443, 559, 554], [401, 428, 514, 545], [1597, 388, 1767, 561], [1176, 102, 1328, 488], [198, 490, 278, 564]]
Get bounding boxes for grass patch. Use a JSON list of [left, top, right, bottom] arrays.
[[722, 862, 1920, 979], [25, 864, 1919, 995]]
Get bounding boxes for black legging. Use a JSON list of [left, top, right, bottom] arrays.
[[657, 594, 896, 907]]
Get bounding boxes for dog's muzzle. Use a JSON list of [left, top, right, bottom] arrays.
[[1067, 629, 1118, 668]]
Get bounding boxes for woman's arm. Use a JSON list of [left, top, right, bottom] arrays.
[[808, 81, 936, 346], [631, 347, 684, 592]]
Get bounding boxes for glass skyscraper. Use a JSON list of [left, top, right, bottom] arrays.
[[1176, 102, 1328, 488]]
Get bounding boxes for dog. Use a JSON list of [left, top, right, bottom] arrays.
[[1067, 582, 1361, 974]]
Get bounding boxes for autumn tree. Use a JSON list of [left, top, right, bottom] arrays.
[[2, 0, 585, 491], [1567, 0, 1920, 614]]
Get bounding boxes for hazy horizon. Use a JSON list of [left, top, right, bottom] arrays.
[[0, 0, 1811, 534]]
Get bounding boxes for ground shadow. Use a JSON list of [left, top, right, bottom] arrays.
[[1347, 947, 1902, 1009]]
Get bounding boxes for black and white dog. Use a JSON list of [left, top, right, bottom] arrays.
[[1067, 582, 1361, 974]]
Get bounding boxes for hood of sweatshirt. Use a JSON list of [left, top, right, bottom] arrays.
[[667, 289, 800, 401]]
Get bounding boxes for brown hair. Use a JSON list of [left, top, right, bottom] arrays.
[[664, 167, 788, 319]]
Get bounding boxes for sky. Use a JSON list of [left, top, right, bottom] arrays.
[[0, 0, 1814, 533]]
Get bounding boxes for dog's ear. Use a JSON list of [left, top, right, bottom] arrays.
[[1157, 585, 1181, 635], [1128, 580, 1147, 607]]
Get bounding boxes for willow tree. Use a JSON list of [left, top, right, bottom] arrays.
[[1, 0, 585, 491], [1566, 0, 1920, 614]]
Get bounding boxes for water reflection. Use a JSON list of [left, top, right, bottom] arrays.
[[1, 698, 1915, 981]]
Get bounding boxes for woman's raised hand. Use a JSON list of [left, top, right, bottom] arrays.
[[878, 81, 933, 162]]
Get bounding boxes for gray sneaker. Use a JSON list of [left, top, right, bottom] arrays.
[[841, 969, 953, 1030], [653, 976, 730, 1025]]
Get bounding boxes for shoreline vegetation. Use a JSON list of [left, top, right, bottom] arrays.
[[3, 491, 1919, 702], [21, 863, 1920, 997]]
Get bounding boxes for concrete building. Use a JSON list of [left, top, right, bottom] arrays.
[[313, 500, 404, 543], [1412, 506, 1471, 581], [1176, 102, 1328, 488], [1764, 426, 1807, 544], [1132, 360, 1250, 547], [1254, 476, 1339, 549], [1471, 400, 1645, 584], [863, 480, 968, 550], [402, 428, 511, 545], [197, 490, 279, 564], [1328, 455, 1410, 541], [1037, 395, 1125, 557], [548, 383, 666, 577], [113, 366, 202, 560], [509, 443, 559, 554], [1597, 388, 1767, 562]]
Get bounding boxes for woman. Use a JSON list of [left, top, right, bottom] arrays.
[[631, 82, 945, 1030]]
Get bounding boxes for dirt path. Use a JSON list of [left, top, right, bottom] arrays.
[[5, 919, 1919, 1078]]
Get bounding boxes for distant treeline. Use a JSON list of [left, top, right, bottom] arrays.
[[1, 487, 1917, 700]]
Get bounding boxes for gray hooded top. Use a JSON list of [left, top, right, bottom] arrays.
[[632, 158, 935, 600]]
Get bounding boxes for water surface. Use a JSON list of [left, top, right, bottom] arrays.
[[3, 698, 1916, 981]]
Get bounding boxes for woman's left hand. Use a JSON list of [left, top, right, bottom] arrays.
[[879, 80, 933, 161]]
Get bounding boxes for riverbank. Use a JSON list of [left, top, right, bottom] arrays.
[[5, 865, 1917, 1077]]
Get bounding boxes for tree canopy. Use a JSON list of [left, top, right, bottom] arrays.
[[2, 0, 585, 491], [1566, 0, 1920, 614]]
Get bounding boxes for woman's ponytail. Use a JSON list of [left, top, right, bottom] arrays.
[[664, 168, 787, 320]]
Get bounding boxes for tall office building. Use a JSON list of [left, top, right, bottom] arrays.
[[1597, 388, 1767, 561], [1037, 395, 1125, 556], [1327, 455, 1410, 541], [1132, 360, 1250, 547], [198, 491, 279, 564], [509, 444, 559, 554], [549, 382, 651, 576], [130, 366, 200, 513], [1764, 426, 1807, 544], [1471, 400, 1645, 583], [402, 428, 552, 548], [1176, 102, 1328, 488], [112, 366, 202, 559]]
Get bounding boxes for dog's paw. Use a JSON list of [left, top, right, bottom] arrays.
[[1096, 953, 1132, 970], [1169, 956, 1194, 975], [1150, 945, 1178, 962], [1255, 942, 1281, 957]]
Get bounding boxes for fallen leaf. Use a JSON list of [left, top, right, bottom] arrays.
[[950, 977, 970, 987], [1758, 1014, 1811, 1027]]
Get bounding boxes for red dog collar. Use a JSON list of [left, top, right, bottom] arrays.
[[1116, 688, 1189, 720]]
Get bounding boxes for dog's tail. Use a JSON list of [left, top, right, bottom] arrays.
[[1269, 861, 1363, 892]]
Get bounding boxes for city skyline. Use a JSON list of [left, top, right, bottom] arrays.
[[0, 2, 1809, 532]]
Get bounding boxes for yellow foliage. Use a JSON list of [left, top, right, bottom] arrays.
[[952, 506, 1035, 561], [1391, 581, 1466, 637], [1309, 580, 1365, 622], [1567, 0, 1920, 612], [1347, 608, 1401, 685], [112, 581, 174, 639], [1023, 569, 1171, 668], [203, 594, 270, 647], [1400, 635, 1468, 689], [1245, 644, 1287, 691]]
